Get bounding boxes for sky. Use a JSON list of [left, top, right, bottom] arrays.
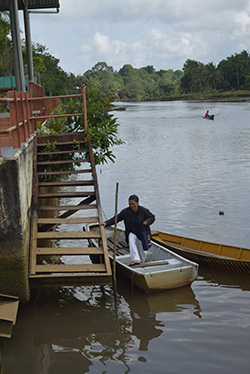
[[18, 0, 250, 75]]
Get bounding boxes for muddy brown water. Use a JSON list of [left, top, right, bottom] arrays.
[[1, 101, 250, 373]]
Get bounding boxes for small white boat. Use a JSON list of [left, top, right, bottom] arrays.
[[90, 227, 199, 293]]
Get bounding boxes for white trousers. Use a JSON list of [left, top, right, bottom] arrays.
[[129, 232, 146, 263]]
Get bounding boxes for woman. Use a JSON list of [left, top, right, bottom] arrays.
[[100, 195, 155, 266]]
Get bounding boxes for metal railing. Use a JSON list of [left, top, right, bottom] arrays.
[[0, 82, 88, 157]]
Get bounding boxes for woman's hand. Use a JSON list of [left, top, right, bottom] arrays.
[[100, 222, 106, 227], [143, 221, 148, 225]]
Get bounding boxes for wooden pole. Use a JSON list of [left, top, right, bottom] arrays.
[[82, 86, 88, 134], [112, 182, 119, 288]]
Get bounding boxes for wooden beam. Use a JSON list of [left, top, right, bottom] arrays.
[[37, 231, 101, 239], [38, 217, 99, 224], [37, 247, 103, 255], [35, 264, 106, 273]]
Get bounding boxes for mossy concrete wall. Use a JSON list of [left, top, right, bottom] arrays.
[[0, 137, 34, 302]]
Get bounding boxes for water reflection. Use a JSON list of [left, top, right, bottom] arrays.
[[1, 280, 202, 373], [199, 268, 250, 291]]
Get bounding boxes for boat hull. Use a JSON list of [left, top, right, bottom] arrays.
[[152, 232, 250, 274], [91, 227, 199, 293], [203, 114, 214, 120], [114, 253, 198, 293]]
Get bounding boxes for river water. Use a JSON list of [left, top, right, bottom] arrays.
[[1, 101, 250, 373]]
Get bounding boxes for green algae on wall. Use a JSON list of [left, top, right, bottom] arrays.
[[0, 137, 34, 302]]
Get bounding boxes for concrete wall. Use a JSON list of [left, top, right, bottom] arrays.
[[0, 137, 34, 302]]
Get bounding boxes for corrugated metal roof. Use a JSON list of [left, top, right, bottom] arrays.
[[0, 0, 60, 11]]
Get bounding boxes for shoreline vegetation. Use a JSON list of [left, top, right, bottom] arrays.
[[2, 13, 250, 104], [114, 90, 250, 103]]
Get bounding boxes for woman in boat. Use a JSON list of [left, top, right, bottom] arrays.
[[205, 110, 209, 117], [100, 195, 155, 266]]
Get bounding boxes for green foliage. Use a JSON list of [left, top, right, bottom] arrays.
[[37, 87, 124, 165], [217, 50, 250, 90], [1, 15, 250, 100], [31, 43, 69, 96], [37, 106, 68, 135], [180, 51, 250, 94], [80, 62, 183, 100], [0, 12, 11, 76], [63, 87, 125, 164]]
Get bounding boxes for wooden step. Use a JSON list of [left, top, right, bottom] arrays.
[[37, 140, 86, 148], [38, 180, 94, 187], [29, 272, 112, 280], [35, 264, 106, 273], [37, 149, 88, 156], [36, 247, 103, 255], [37, 159, 88, 166], [36, 231, 101, 239], [37, 217, 99, 224], [37, 133, 86, 144], [38, 191, 96, 198], [37, 169, 92, 176], [38, 204, 97, 211]]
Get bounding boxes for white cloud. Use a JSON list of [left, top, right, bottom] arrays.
[[233, 11, 250, 38], [20, 0, 250, 74]]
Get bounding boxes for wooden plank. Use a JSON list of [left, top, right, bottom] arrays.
[[37, 247, 104, 255], [0, 320, 13, 338], [0, 299, 19, 323], [87, 138, 112, 276], [38, 191, 96, 198], [37, 132, 86, 144], [29, 213, 38, 275], [37, 140, 86, 147], [37, 231, 101, 239], [38, 217, 99, 224], [35, 264, 107, 273], [131, 260, 169, 268], [38, 180, 94, 187], [29, 272, 112, 279], [37, 149, 88, 156], [38, 204, 97, 211], [37, 169, 92, 176], [37, 159, 89, 165]]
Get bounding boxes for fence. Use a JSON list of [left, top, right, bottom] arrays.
[[0, 82, 87, 157]]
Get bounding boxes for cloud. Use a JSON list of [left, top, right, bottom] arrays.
[[24, 0, 250, 74], [233, 11, 250, 38], [80, 32, 127, 71]]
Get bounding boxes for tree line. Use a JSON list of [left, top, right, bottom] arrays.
[[1, 13, 250, 99]]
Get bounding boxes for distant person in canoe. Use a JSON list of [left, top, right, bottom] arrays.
[[204, 110, 215, 119], [100, 195, 155, 266]]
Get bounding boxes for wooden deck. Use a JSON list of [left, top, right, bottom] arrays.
[[29, 133, 112, 286], [0, 294, 19, 338]]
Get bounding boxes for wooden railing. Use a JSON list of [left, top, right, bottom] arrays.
[[0, 82, 87, 157]]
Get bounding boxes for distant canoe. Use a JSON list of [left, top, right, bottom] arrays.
[[110, 106, 126, 111], [203, 114, 214, 120], [151, 231, 250, 274]]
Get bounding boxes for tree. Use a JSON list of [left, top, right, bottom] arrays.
[[205, 62, 221, 90], [0, 12, 12, 76], [39, 87, 124, 165], [217, 51, 250, 90], [31, 43, 68, 95], [82, 62, 120, 98], [181, 59, 206, 93]]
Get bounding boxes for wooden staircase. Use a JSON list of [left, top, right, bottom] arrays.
[[29, 132, 112, 285]]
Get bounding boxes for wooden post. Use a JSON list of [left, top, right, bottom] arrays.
[[9, 90, 20, 148], [82, 86, 88, 134], [113, 182, 119, 287]]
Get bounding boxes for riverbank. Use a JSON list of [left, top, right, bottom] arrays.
[[115, 90, 250, 103]]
